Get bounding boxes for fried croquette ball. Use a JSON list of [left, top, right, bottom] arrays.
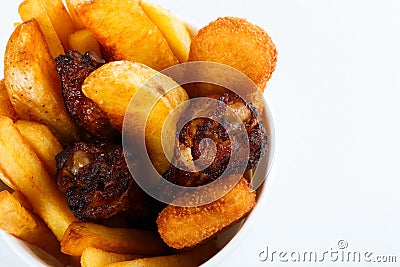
[[188, 17, 277, 94]]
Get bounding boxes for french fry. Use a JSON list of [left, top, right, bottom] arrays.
[[11, 191, 33, 211], [18, 0, 64, 58], [140, 0, 192, 62], [81, 247, 141, 267], [61, 221, 170, 256], [38, 0, 76, 49], [105, 241, 218, 267], [4, 20, 80, 144], [0, 80, 17, 121], [68, 28, 101, 56], [65, 0, 85, 29], [0, 116, 76, 241], [157, 178, 256, 249], [0, 190, 70, 265], [70, 0, 178, 71], [14, 120, 63, 178]]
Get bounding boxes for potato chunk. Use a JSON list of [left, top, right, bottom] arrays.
[[4, 20, 80, 144], [70, 0, 178, 70], [140, 0, 192, 62]]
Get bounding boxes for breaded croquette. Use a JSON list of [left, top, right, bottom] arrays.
[[156, 178, 256, 249], [188, 17, 277, 94]]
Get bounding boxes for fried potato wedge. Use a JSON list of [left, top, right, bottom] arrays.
[[82, 61, 188, 174], [68, 28, 101, 56], [157, 178, 256, 249], [0, 116, 76, 241], [188, 17, 277, 95], [140, 0, 191, 62], [0, 190, 70, 265], [18, 0, 64, 58], [4, 20, 80, 144], [81, 247, 141, 267], [65, 0, 84, 29], [0, 80, 17, 121], [14, 120, 63, 178], [38, 0, 76, 50], [105, 241, 218, 267], [61, 221, 170, 256], [70, 0, 178, 70]]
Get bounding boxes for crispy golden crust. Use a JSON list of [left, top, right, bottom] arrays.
[[156, 178, 256, 249], [189, 17, 277, 93], [0, 80, 17, 121]]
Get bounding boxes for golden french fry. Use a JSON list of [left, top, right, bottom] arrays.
[[157, 178, 256, 249], [0, 190, 70, 265], [82, 61, 188, 174], [64, 0, 85, 29], [70, 0, 178, 71], [4, 20, 80, 144], [0, 80, 17, 121], [68, 28, 101, 56], [38, 0, 76, 49], [18, 0, 64, 58], [81, 247, 141, 267], [0, 116, 76, 241], [14, 120, 63, 178], [105, 241, 218, 267], [140, 0, 191, 62], [61, 221, 170, 257], [11, 191, 33, 211]]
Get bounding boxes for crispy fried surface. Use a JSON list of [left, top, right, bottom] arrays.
[[0, 80, 17, 121], [189, 17, 277, 93], [55, 51, 120, 140], [163, 92, 268, 187], [55, 141, 159, 228], [156, 178, 256, 249]]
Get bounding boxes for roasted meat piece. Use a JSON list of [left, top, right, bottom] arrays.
[[164, 92, 268, 187], [55, 51, 119, 140], [55, 141, 158, 227]]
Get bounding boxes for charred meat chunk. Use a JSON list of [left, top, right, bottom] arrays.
[[164, 92, 268, 187], [55, 141, 157, 226], [55, 51, 119, 140]]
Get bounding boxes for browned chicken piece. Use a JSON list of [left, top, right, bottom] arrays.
[[157, 178, 256, 249], [55, 141, 160, 229], [163, 92, 268, 187], [55, 50, 120, 140]]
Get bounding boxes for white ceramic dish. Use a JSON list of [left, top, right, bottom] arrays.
[[0, 3, 275, 266]]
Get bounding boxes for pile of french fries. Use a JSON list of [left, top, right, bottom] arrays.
[[0, 0, 219, 266]]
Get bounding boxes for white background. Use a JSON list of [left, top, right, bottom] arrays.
[[1, 0, 400, 266]]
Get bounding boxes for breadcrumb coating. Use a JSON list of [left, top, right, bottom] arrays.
[[156, 178, 256, 249], [189, 17, 277, 93]]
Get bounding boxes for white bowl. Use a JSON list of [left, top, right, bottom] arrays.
[[0, 6, 275, 267]]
